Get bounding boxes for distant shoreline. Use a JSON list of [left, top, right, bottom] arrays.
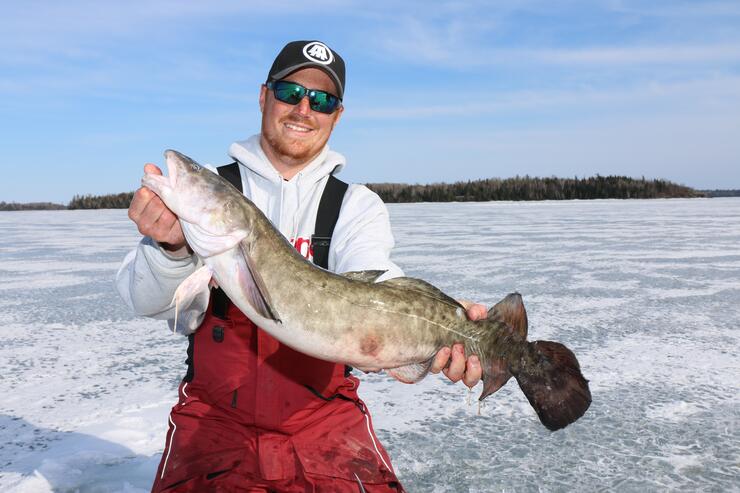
[[2, 176, 738, 211]]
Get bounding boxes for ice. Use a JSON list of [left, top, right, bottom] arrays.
[[1, 199, 739, 491]]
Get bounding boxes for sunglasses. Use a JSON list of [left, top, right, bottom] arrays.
[[266, 80, 342, 115]]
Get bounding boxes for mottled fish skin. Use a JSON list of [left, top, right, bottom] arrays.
[[143, 150, 592, 431]]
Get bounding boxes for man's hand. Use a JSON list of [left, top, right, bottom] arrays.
[[129, 164, 188, 256], [430, 300, 487, 388]]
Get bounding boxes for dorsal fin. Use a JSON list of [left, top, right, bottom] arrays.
[[380, 277, 464, 309], [487, 292, 528, 338], [341, 270, 387, 283]]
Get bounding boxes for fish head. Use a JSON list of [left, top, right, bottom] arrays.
[[142, 150, 248, 257]]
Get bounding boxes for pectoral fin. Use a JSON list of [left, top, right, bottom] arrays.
[[238, 241, 281, 322], [169, 265, 213, 334]]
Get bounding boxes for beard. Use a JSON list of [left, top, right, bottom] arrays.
[[262, 114, 328, 166]]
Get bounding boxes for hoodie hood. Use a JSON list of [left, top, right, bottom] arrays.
[[226, 134, 348, 242], [228, 135, 346, 186]]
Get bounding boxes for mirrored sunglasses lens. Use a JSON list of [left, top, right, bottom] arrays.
[[309, 91, 339, 114], [274, 82, 305, 105]]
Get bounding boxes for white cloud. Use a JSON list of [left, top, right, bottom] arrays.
[[358, 1, 740, 69], [348, 75, 740, 120], [1, 0, 353, 62], [526, 44, 740, 65], [607, 0, 740, 18], [372, 26, 740, 69]]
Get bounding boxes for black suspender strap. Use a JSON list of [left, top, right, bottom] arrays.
[[312, 174, 349, 270], [211, 163, 348, 316], [217, 162, 243, 193], [211, 162, 241, 319]]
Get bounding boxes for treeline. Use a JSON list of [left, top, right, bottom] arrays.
[[2, 178, 734, 211], [0, 192, 134, 211], [700, 189, 740, 198], [367, 175, 704, 203], [67, 192, 135, 209], [0, 201, 67, 211]]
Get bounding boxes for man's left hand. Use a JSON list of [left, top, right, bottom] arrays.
[[430, 300, 487, 388]]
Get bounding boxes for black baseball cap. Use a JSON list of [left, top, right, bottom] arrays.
[[266, 40, 346, 100]]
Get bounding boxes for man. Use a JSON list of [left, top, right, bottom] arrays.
[[117, 40, 484, 492]]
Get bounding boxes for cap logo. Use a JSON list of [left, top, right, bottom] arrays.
[[302, 41, 334, 65]]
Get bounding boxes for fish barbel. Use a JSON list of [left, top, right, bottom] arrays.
[[142, 150, 591, 431]]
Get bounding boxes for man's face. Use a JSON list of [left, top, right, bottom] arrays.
[[259, 67, 343, 171]]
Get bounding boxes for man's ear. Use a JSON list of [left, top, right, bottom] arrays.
[[331, 105, 344, 129], [259, 85, 267, 113]]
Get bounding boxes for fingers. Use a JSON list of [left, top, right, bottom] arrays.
[[462, 355, 482, 388], [128, 163, 185, 247], [430, 347, 451, 374], [129, 163, 162, 222], [144, 163, 163, 175], [419, 300, 491, 388], [442, 344, 467, 383], [159, 209, 183, 243], [467, 304, 488, 321], [128, 186, 155, 224], [134, 192, 167, 234], [432, 344, 483, 389], [141, 200, 184, 245], [459, 299, 488, 321]]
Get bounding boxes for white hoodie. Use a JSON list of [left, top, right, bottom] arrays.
[[115, 135, 404, 324]]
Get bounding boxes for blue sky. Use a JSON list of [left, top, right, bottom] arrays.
[[2, 0, 739, 203]]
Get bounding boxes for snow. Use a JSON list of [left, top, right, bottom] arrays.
[[1, 198, 739, 492]]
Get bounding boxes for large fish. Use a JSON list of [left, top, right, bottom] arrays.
[[142, 150, 591, 431]]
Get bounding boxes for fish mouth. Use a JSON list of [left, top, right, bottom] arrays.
[[163, 149, 180, 189]]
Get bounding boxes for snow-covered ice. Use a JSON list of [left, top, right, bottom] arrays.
[[1, 198, 738, 492]]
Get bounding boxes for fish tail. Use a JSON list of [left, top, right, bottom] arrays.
[[475, 293, 591, 429], [511, 340, 592, 431]]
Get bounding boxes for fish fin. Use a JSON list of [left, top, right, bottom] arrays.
[[341, 270, 387, 283], [381, 277, 464, 309], [477, 294, 527, 397], [387, 360, 433, 383], [487, 292, 528, 338], [169, 265, 213, 334], [238, 241, 281, 322], [479, 358, 513, 400], [513, 341, 592, 431]]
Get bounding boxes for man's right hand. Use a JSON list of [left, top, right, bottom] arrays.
[[129, 164, 188, 256]]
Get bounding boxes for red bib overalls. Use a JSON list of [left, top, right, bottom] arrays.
[[150, 299, 404, 492]]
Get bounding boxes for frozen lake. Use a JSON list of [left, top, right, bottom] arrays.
[[1, 198, 739, 492]]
